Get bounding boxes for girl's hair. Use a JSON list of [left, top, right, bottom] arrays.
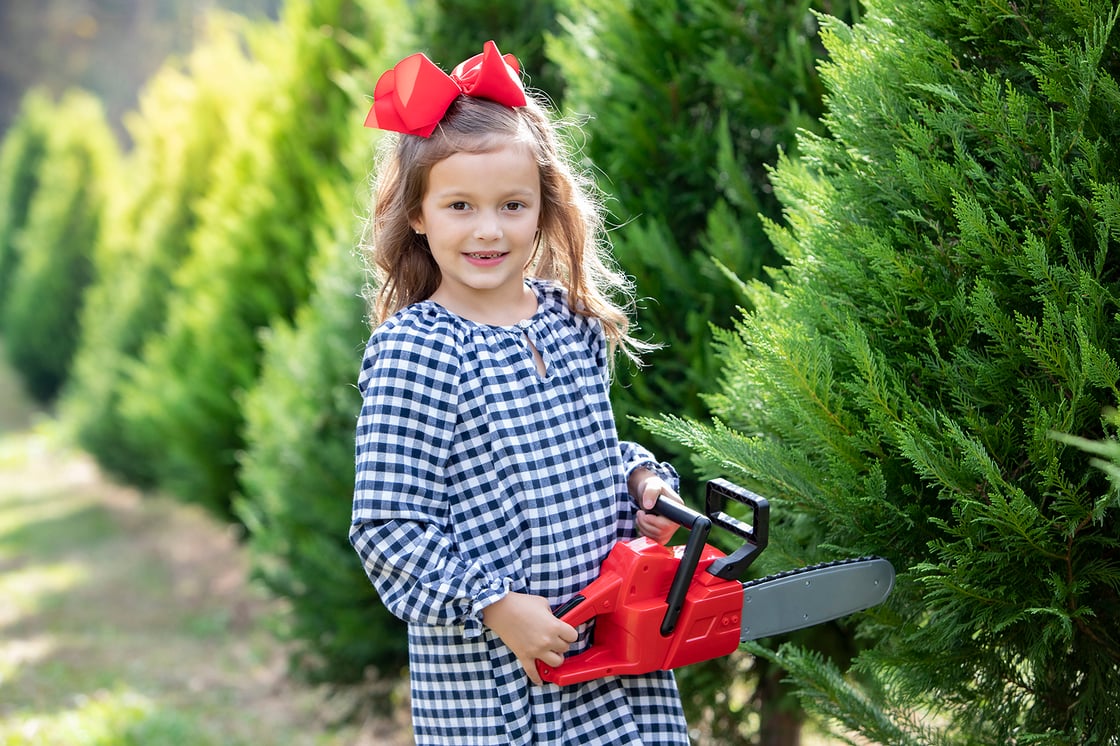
[[360, 92, 652, 366]]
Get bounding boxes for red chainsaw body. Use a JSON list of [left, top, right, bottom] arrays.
[[537, 537, 743, 686]]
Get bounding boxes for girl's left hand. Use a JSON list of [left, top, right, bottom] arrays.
[[629, 469, 683, 545]]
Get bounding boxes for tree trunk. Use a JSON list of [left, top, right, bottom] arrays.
[[756, 660, 803, 746]]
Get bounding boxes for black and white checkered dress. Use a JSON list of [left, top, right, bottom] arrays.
[[351, 279, 690, 744]]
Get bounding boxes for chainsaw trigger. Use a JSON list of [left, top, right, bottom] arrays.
[[551, 594, 586, 619]]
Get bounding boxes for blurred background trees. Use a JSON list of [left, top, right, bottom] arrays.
[[0, 0, 281, 141], [0, 88, 116, 402], [1, 0, 1118, 744]]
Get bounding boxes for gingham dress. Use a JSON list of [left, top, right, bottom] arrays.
[[351, 279, 689, 745]]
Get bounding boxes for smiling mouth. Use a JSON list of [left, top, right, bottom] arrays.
[[466, 252, 507, 260]]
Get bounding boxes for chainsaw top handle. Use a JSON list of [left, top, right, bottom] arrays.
[[704, 478, 769, 580], [640, 478, 770, 634]]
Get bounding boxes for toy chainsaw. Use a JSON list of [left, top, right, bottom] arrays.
[[537, 479, 895, 686]]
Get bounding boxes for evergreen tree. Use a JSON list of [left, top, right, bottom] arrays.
[[416, 0, 564, 98], [117, 0, 381, 515], [63, 21, 254, 487], [549, 0, 857, 494], [235, 0, 410, 685], [0, 90, 51, 312], [236, 182, 408, 684], [2, 89, 117, 402], [649, 1, 1120, 742]]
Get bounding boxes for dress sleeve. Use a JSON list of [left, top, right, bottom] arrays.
[[349, 325, 511, 638], [619, 440, 680, 493]]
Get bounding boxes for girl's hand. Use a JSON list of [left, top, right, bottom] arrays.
[[482, 592, 578, 685], [629, 468, 683, 545]]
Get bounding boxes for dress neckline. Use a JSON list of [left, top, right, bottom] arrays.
[[420, 280, 547, 332]]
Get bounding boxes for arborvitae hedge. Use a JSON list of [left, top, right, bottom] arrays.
[[237, 182, 408, 684], [1, 89, 117, 402], [650, 1, 1120, 742], [550, 0, 858, 495], [63, 23, 253, 487], [116, 0, 381, 515], [235, 0, 410, 685], [0, 90, 51, 311]]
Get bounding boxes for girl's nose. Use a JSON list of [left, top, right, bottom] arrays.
[[473, 211, 503, 240]]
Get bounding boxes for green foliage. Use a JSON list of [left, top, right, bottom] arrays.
[[234, 0, 410, 685], [115, 0, 383, 515], [1, 89, 118, 402], [744, 640, 945, 746], [0, 90, 51, 308], [648, 0, 1120, 742], [62, 21, 255, 487], [236, 182, 407, 683], [550, 0, 858, 497], [550, 2, 859, 740], [416, 0, 565, 98]]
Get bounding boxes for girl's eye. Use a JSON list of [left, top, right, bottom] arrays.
[[449, 201, 469, 211], [504, 202, 524, 211]]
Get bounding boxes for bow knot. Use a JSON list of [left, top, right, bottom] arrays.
[[364, 41, 527, 138]]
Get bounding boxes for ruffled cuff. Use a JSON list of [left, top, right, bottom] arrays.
[[464, 576, 514, 639], [621, 441, 680, 493]]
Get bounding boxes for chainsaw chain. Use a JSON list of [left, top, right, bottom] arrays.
[[740, 556, 884, 589]]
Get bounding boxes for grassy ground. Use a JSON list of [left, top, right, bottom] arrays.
[[0, 357, 410, 746]]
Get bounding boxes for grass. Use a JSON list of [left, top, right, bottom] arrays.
[[0, 356, 409, 746]]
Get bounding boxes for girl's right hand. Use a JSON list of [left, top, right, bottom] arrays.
[[482, 592, 578, 684]]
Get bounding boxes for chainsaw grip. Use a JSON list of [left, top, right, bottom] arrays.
[[644, 494, 706, 530]]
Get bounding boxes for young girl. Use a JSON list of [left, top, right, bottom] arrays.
[[350, 41, 690, 744]]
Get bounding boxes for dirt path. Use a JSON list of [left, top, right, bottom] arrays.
[[0, 360, 410, 745]]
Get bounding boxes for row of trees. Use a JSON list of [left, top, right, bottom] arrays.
[[1, 0, 1118, 743]]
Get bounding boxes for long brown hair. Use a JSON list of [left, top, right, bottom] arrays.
[[360, 93, 652, 366]]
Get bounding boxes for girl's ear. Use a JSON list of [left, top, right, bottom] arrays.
[[410, 216, 426, 235]]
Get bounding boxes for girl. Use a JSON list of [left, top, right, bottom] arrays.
[[350, 41, 690, 744]]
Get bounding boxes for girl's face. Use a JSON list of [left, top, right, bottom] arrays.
[[411, 143, 541, 322]]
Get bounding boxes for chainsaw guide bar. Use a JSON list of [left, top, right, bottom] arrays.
[[739, 556, 896, 640]]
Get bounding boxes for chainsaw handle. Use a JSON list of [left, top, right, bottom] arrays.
[[644, 496, 711, 635], [704, 478, 770, 580]]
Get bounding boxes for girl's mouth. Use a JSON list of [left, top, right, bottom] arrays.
[[465, 251, 508, 265]]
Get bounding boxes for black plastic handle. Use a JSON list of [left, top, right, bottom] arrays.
[[643, 496, 711, 636], [704, 478, 770, 580]]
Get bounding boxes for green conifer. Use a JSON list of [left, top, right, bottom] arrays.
[[649, 1, 1120, 742], [1, 89, 117, 402], [63, 21, 251, 487], [0, 90, 51, 310], [117, 0, 381, 514], [551, 2, 858, 741], [236, 179, 408, 684], [235, 1, 410, 685], [550, 0, 857, 493]]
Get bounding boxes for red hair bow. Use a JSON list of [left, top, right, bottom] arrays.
[[364, 40, 526, 137]]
